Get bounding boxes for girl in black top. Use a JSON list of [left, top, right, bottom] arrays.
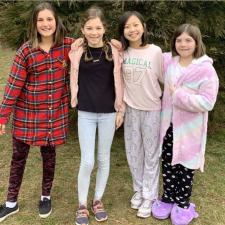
[[69, 6, 124, 225]]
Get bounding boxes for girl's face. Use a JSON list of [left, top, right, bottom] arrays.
[[124, 15, 144, 47], [82, 17, 105, 48], [175, 32, 196, 60], [37, 9, 56, 40]]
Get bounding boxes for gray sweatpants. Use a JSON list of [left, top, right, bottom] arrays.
[[124, 105, 160, 200]]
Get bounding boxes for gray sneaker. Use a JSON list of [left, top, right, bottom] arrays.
[[0, 203, 19, 222], [92, 200, 108, 222], [131, 192, 143, 210], [137, 199, 152, 218], [75, 205, 89, 225]]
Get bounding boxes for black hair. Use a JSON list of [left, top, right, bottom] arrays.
[[118, 11, 148, 50]]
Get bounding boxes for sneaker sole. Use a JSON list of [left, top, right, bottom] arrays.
[[136, 212, 151, 218], [0, 207, 19, 222], [91, 207, 108, 222], [131, 204, 141, 210], [75, 222, 89, 225], [95, 216, 108, 222], [39, 208, 52, 219]]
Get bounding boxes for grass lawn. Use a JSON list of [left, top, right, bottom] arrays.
[[0, 46, 225, 225]]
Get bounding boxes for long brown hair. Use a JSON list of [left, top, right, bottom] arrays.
[[27, 2, 65, 48], [80, 6, 112, 62], [171, 24, 205, 58]]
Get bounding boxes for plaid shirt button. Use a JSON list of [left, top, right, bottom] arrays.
[[0, 37, 74, 146]]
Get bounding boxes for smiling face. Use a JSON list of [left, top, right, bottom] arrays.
[[81, 17, 105, 48], [36, 9, 56, 40], [175, 32, 196, 60], [123, 15, 144, 48]]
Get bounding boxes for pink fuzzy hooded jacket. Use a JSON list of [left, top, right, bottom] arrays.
[[160, 53, 219, 171]]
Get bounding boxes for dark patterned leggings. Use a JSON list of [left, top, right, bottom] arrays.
[[161, 124, 195, 209], [7, 137, 56, 202]]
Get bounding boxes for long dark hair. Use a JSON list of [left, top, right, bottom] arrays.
[[28, 2, 65, 48], [118, 11, 148, 50], [80, 6, 112, 62]]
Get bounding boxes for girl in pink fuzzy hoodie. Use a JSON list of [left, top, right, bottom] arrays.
[[152, 24, 219, 225]]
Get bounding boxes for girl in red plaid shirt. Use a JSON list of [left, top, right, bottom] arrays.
[[0, 2, 74, 222]]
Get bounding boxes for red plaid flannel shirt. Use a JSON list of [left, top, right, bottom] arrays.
[[0, 37, 74, 146]]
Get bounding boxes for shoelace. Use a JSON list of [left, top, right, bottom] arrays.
[[141, 200, 151, 208], [77, 208, 89, 217], [93, 202, 104, 213], [133, 192, 142, 200]]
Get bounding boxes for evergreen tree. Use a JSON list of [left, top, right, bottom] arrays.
[[0, 0, 224, 98]]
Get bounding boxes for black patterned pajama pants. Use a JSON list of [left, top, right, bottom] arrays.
[[7, 137, 56, 202], [161, 124, 195, 209]]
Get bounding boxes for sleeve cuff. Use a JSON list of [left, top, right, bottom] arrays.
[[0, 117, 8, 124]]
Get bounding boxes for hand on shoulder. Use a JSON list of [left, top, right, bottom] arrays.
[[71, 38, 84, 50], [110, 39, 123, 51]]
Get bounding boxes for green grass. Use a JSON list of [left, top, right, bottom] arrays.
[[0, 46, 225, 225]]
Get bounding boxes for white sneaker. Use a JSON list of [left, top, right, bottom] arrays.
[[137, 199, 152, 218], [130, 192, 142, 210]]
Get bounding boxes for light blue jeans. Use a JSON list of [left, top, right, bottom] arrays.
[[77, 110, 116, 205]]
